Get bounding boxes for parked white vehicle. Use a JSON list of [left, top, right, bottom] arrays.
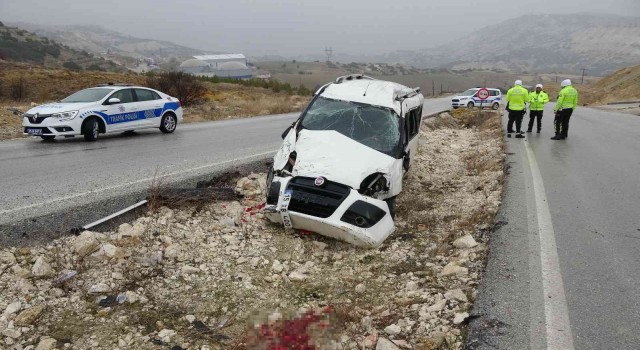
[[451, 88, 502, 110], [264, 75, 425, 248], [22, 84, 183, 141]]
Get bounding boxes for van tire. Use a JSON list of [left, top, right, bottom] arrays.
[[467, 102, 474, 108], [83, 118, 99, 142], [492, 102, 500, 110], [385, 197, 396, 220]]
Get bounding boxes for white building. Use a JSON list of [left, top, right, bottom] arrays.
[[179, 54, 252, 79]]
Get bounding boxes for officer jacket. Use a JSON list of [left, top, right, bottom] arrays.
[[506, 85, 529, 111], [555, 85, 579, 111], [529, 91, 550, 111]]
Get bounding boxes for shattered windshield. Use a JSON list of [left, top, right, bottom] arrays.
[[300, 97, 402, 157]]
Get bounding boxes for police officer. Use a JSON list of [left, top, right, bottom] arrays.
[[527, 84, 549, 133], [551, 79, 579, 140], [506, 80, 529, 138]]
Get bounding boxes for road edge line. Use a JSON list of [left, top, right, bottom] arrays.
[[523, 140, 575, 350]]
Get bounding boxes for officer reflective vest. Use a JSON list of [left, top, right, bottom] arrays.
[[506, 85, 529, 111], [529, 91, 550, 111], [555, 85, 579, 112]]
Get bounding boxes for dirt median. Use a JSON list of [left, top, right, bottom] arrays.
[[0, 109, 505, 350]]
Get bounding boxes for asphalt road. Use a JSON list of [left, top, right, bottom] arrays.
[[467, 104, 640, 349], [0, 97, 451, 245]]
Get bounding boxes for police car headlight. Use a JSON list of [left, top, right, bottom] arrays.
[[52, 110, 79, 121]]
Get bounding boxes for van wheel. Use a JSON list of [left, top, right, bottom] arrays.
[[385, 197, 396, 220], [160, 113, 177, 133], [492, 102, 500, 110], [467, 102, 474, 108], [453, 106, 459, 109], [83, 118, 99, 142], [41, 135, 55, 141]]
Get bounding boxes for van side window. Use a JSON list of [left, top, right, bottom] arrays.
[[490, 90, 500, 96], [405, 107, 423, 140]]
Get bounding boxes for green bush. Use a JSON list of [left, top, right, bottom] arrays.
[[63, 61, 82, 71], [195, 75, 311, 96], [147, 71, 206, 107]]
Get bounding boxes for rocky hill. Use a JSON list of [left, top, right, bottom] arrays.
[[384, 14, 640, 75], [0, 22, 124, 72], [10, 22, 204, 60]]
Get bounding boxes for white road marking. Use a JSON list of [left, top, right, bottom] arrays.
[[523, 140, 575, 350], [0, 150, 275, 216]]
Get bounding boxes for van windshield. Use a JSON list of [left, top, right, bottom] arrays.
[[460, 89, 477, 96], [300, 97, 402, 157], [61, 88, 114, 103]]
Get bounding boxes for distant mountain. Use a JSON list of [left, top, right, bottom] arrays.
[[0, 22, 124, 72], [383, 14, 640, 75], [9, 22, 204, 60]]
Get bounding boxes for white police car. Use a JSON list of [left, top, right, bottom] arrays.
[[451, 88, 502, 110], [22, 84, 183, 141]]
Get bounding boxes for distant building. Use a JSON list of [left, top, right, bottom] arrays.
[[178, 54, 252, 79]]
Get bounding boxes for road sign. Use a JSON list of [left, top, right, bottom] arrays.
[[477, 88, 490, 100]]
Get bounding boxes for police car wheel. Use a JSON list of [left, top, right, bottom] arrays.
[[83, 118, 99, 142], [492, 102, 500, 110], [160, 113, 177, 133], [40, 135, 55, 141], [467, 102, 474, 108]]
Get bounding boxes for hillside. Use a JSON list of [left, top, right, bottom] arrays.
[[384, 14, 640, 75], [587, 64, 640, 104], [9, 22, 204, 60], [0, 22, 124, 72]]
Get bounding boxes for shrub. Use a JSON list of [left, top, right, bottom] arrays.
[[8, 75, 28, 101], [147, 71, 206, 107], [62, 61, 82, 71]]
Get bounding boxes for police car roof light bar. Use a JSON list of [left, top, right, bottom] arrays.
[[96, 83, 134, 87]]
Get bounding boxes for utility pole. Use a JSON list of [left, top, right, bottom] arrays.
[[324, 47, 333, 62], [580, 68, 587, 84], [440, 83, 443, 95], [432, 80, 435, 97]]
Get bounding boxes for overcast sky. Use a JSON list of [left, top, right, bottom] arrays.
[[1, 0, 639, 56]]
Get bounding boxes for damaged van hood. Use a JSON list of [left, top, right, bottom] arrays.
[[286, 129, 399, 189]]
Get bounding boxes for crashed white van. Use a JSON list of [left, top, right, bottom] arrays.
[[264, 74, 424, 248]]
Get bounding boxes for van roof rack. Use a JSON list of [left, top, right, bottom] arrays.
[[334, 74, 375, 84], [96, 83, 133, 87], [394, 87, 422, 101]]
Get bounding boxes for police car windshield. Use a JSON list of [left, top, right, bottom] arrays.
[[300, 97, 402, 157], [61, 88, 113, 103], [460, 89, 477, 96]]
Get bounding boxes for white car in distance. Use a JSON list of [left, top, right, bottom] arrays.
[[22, 84, 183, 141], [451, 88, 502, 110]]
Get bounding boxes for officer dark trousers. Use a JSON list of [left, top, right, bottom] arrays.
[[528, 110, 543, 132], [554, 109, 573, 138], [508, 110, 525, 133], [507, 110, 516, 133], [560, 108, 573, 137]]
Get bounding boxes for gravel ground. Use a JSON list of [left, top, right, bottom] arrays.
[[0, 109, 504, 350]]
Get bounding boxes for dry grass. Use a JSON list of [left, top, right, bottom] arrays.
[[0, 64, 310, 140]]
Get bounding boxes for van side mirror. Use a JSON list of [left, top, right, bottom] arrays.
[[281, 125, 293, 139], [403, 151, 411, 171], [107, 98, 121, 105]]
